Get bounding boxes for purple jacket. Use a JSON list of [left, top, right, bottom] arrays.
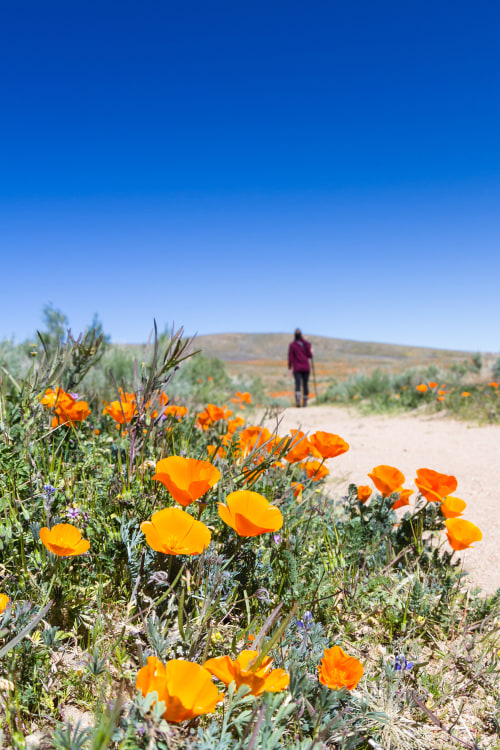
[[288, 338, 312, 372]]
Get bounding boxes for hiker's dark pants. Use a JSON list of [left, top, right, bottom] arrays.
[[294, 371, 309, 405]]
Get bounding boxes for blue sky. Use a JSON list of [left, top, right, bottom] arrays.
[[1, 0, 499, 351]]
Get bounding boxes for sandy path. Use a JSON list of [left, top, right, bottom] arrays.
[[262, 405, 500, 595]]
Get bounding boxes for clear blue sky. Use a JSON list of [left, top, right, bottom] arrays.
[[1, 0, 499, 351]]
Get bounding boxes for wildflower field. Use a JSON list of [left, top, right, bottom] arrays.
[[0, 327, 499, 749]]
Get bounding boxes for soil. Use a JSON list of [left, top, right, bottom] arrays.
[[261, 405, 500, 596]]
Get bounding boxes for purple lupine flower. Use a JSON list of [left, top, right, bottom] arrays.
[[395, 654, 414, 671], [273, 534, 282, 544], [297, 610, 313, 630]]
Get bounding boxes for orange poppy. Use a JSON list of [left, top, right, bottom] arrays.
[[461, 392, 471, 398], [285, 430, 312, 463], [440, 496, 466, 519], [136, 656, 222, 723], [203, 650, 289, 697], [416, 384, 428, 393], [164, 404, 189, 419], [488, 382, 499, 388], [438, 389, 446, 396], [309, 432, 349, 459], [52, 399, 91, 427], [239, 426, 272, 454], [415, 468, 457, 503], [227, 416, 245, 434], [357, 485, 372, 503], [318, 646, 363, 690], [291, 482, 305, 498], [141, 507, 211, 555], [103, 399, 137, 424], [0, 594, 10, 613], [367, 465, 405, 496], [392, 488, 413, 510], [437, 396, 445, 402], [303, 460, 330, 481], [152, 456, 221, 506], [218, 490, 283, 536], [230, 391, 252, 406], [428, 382, 438, 388], [40, 387, 74, 410], [445, 518, 482, 550], [39, 524, 90, 557], [207, 444, 226, 459]]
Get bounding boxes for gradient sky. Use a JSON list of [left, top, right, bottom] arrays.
[[1, 0, 499, 351]]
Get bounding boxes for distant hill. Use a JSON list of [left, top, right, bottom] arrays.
[[193, 333, 479, 385]]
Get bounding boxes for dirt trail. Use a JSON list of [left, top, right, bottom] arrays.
[[261, 405, 500, 595]]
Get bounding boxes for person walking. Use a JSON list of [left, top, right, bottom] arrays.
[[288, 328, 313, 407]]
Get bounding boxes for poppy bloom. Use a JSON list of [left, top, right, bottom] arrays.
[[392, 488, 413, 510], [367, 465, 405, 496], [488, 382, 499, 388], [52, 399, 91, 427], [445, 518, 482, 550], [164, 404, 189, 419], [239, 426, 272, 455], [207, 444, 226, 459], [40, 388, 74, 410], [218, 490, 283, 536], [227, 416, 245, 434], [153, 456, 221, 507], [309, 432, 349, 459], [440, 496, 466, 519], [416, 384, 428, 393], [136, 656, 222, 723], [415, 468, 458, 503], [291, 482, 305, 498], [285, 430, 312, 463], [203, 650, 289, 697], [357, 485, 372, 503], [196, 403, 232, 429], [0, 594, 10, 613], [461, 392, 471, 398], [303, 460, 330, 481], [318, 646, 363, 691], [437, 396, 445, 402], [39, 524, 90, 557], [428, 382, 438, 388], [103, 399, 137, 424], [141, 507, 211, 555]]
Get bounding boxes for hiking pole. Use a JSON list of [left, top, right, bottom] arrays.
[[311, 356, 318, 400]]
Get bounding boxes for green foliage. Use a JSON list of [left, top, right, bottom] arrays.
[[0, 328, 497, 749]]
